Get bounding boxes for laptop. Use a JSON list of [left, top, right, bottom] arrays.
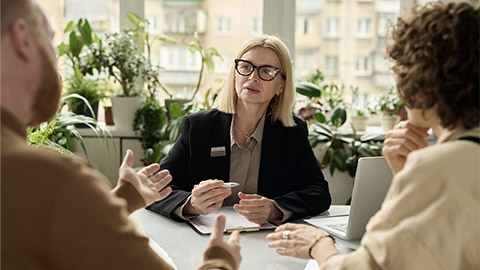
[[305, 156, 393, 240]]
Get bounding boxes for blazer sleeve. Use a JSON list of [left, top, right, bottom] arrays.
[[259, 117, 331, 221], [146, 116, 193, 221]]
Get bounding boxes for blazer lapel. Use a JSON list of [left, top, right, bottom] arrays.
[[209, 112, 232, 182]]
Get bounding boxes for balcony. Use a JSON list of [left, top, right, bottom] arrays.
[[163, 0, 203, 7]]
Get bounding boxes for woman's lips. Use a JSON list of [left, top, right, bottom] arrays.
[[244, 86, 260, 92]]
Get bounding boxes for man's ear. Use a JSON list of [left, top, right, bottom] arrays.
[[9, 18, 35, 61]]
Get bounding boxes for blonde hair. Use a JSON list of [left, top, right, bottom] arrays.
[[214, 35, 296, 127]]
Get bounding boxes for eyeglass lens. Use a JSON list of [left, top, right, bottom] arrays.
[[235, 60, 281, 81]]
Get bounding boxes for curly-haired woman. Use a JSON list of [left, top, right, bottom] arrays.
[[266, 2, 479, 269]]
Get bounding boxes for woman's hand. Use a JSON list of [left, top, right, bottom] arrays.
[[233, 192, 282, 225], [266, 223, 338, 264], [184, 179, 232, 215], [117, 150, 172, 206], [383, 120, 430, 174], [206, 214, 242, 268]]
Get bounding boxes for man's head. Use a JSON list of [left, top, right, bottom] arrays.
[[1, 0, 61, 127], [388, 2, 479, 130]]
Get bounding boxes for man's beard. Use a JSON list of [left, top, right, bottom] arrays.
[[28, 43, 62, 126]]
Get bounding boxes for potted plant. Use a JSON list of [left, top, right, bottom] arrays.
[[374, 87, 404, 131], [91, 30, 147, 130], [65, 69, 107, 127], [308, 106, 383, 204], [350, 109, 369, 132], [28, 94, 113, 159], [58, 19, 107, 121]]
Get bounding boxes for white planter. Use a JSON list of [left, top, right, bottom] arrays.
[[111, 96, 142, 131], [313, 145, 355, 205], [381, 114, 400, 132], [351, 115, 369, 132], [324, 167, 354, 205]]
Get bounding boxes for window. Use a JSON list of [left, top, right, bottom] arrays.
[[325, 56, 338, 73], [356, 19, 372, 38], [215, 53, 232, 74], [356, 56, 371, 76], [298, 16, 310, 35], [216, 16, 231, 36], [325, 18, 340, 37], [164, 11, 200, 34], [146, 15, 159, 34], [252, 17, 263, 36], [161, 45, 201, 70]]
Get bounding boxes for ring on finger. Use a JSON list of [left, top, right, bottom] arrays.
[[282, 230, 291, 239]]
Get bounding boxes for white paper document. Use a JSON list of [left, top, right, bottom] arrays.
[[188, 207, 277, 235]]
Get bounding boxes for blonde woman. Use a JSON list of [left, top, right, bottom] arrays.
[[148, 35, 331, 225]]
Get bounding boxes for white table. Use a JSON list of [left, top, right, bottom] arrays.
[[130, 206, 359, 270]]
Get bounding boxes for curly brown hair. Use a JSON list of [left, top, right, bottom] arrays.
[[388, 2, 479, 130]]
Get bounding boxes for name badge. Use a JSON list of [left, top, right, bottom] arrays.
[[211, 146, 226, 157]]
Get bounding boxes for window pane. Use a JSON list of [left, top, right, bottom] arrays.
[[146, 0, 263, 99], [295, 0, 401, 106]]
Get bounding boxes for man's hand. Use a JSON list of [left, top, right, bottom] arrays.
[[233, 192, 282, 225], [184, 179, 232, 215], [383, 121, 429, 175], [206, 214, 242, 268], [117, 149, 172, 206]]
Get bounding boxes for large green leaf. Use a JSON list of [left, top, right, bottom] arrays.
[[346, 156, 357, 177], [313, 112, 326, 123], [331, 106, 347, 127], [296, 82, 321, 98], [79, 19, 93, 45], [158, 35, 177, 44], [69, 32, 83, 58]]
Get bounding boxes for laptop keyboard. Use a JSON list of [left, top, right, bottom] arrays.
[[325, 223, 348, 233]]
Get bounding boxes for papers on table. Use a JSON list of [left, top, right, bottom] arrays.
[[188, 207, 277, 235]]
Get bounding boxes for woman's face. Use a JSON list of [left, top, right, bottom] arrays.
[[406, 107, 440, 128], [234, 47, 285, 108]]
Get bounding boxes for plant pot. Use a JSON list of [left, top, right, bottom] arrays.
[[324, 166, 354, 205], [111, 96, 142, 131], [104, 106, 114, 126], [351, 115, 369, 132], [70, 101, 99, 128], [381, 114, 400, 132]]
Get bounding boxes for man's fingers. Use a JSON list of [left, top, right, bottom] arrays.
[[120, 149, 134, 168], [141, 166, 163, 178], [158, 187, 172, 200], [211, 214, 226, 240], [228, 230, 240, 244]]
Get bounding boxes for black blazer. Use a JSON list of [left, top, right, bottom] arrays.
[[147, 109, 331, 222]]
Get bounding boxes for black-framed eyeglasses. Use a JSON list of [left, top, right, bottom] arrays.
[[234, 59, 286, 81]]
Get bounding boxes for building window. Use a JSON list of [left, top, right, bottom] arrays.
[[252, 17, 263, 36], [356, 19, 372, 38], [325, 56, 338, 73], [161, 45, 201, 70], [146, 15, 159, 34], [325, 18, 340, 38], [164, 11, 200, 34], [356, 56, 371, 76], [216, 16, 231, 36], [298, 16, 310, 35]]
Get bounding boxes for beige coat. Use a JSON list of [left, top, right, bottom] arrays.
[[321, 127, 480, 269], [1, 108, 236, 270]]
